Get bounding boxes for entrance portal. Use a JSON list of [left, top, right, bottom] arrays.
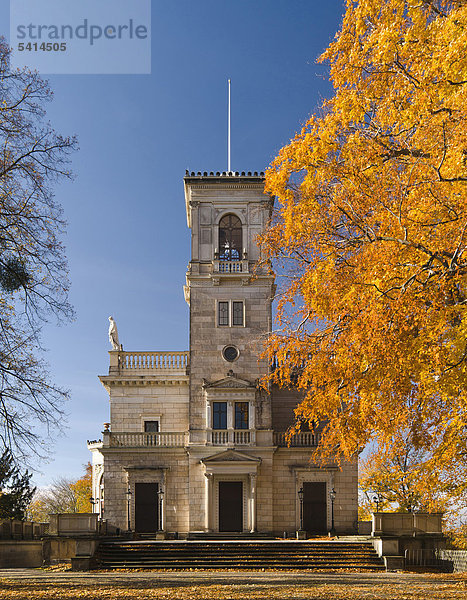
[[218, 481, 243, 532], [134, 482, 159, 533], [303, 481, 327, 534]]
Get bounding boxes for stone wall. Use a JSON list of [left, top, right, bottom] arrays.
[[109, 383, 189, 432], [188, 280, 273, 435], [271, 387, 303, 431], [272, 450, 358, 535], [0, 541, 43, 567], [102, 448, 189, 532]]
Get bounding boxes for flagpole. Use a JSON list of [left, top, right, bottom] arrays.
[[228, 78, 231, 173]]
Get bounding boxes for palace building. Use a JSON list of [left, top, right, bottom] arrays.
[[87, 171, 358, 536]]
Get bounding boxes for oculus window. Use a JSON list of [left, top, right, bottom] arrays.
[[222, 345, 239, 362]]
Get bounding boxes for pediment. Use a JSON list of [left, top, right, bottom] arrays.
[[203, 373, 255, 390], [201, 449, 261, 464]]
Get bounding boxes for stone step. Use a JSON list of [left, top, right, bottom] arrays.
[[96, 540, 384, 571], [187, 532, 273, 540], [97, 548, 380, 555]]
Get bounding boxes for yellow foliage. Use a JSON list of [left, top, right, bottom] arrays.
[[261, 0, 467, 488], [28, 463, 92, 522]]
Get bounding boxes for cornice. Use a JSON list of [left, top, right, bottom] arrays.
[[99, 375, 189, 390]]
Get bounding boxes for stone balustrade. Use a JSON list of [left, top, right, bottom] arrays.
[[105, 430, 321, 448], [48, 513, 98, 536], [210, 429, 255, 445], [273, 431, 319, 447], [0, 520, 46, 540], [108, 431, 189, 448], [372, 512, 443, 536], [213, 260, 249, 274], [109, 351, 189, 374]]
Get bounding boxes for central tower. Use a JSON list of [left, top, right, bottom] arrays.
[[184, 170, 275, 531]]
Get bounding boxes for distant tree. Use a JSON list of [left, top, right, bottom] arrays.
[[0, 39, 77, 459], [359, 433, 461, 516], [28, 463, 92, 522], [0, 449, 35, 519], [260, 0, 467, 482]]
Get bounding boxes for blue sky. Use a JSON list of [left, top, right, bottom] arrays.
[[2, 0, 345, 486]]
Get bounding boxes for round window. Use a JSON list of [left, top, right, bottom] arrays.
[[222, 345, 239, 362]]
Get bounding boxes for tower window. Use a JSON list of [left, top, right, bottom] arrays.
[[219, 214, 242, 260], [213, 402, 227, 429], [232, 301, 244, 326], [218, 302, 229, 326], [217, 300, 245, 327]]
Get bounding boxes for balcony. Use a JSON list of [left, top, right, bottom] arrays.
[[107, 431, 188, 448], [100, 430, 319, 448], [213, 259, 249, 274], [109, 351, 189, 375], [274, 431, 320, 447], [209, 429, 256, 445]]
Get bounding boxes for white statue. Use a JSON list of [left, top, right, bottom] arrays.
[[108, 316, 120, 350]]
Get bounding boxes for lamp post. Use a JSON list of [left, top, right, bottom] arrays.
[[298, 487, 304, 532], [126, 486, 132, 531], [100, 484, 104, 517], [329, 487, 336, 537], [89, 496, 98, 513], [157, 488, 164, 532], [372, 493, 383, 513]]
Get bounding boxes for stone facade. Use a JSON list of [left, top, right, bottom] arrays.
[[88, 172, 358, 536]]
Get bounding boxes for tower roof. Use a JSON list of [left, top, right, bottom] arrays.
[[183, 170, 268, 228], [184, 170, 264, 184]]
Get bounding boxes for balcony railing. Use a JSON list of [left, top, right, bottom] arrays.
[[213, 260, 249, 274], [108, 432, 188, 447], [110, 351, 189, 374], [274, 432, 319, 447], [210, 429, 255, 445]]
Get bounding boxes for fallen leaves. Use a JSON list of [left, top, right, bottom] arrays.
[[0, 573, 465, 600]]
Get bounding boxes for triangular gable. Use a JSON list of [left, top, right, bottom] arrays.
[[203, 372, 255, 390], [201, 449, 261, 464]]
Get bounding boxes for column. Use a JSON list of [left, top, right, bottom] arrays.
[[249, 473, 257, 533], [204, 473, 213, 531], [227, 400, 234, 444], [161, 472, 166, 531]]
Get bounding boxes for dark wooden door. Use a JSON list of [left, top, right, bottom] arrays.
[[218, 481, 243, 532], [134, 482, 158, 533], [303, 482, 327, 533]]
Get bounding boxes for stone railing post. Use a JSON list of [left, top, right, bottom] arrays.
[[109, 350, 121, 374], [102, 423, 111, 447]]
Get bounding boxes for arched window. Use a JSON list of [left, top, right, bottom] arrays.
[[219, 214, 242, 260]]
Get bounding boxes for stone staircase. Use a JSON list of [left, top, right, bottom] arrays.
[[96, 540, 385, 570]]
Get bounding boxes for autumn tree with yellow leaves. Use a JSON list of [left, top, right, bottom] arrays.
[[28, 463, 92, 522], [261, 0, 467, 498]]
